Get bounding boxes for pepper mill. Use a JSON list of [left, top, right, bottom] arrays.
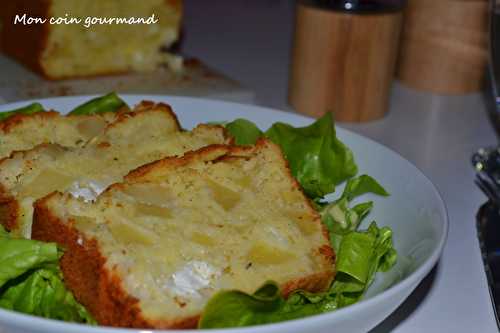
[[396, 0, 488, 94], [289, 0, 405, 122]]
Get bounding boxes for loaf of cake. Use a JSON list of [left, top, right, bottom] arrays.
[[0, 110, 124, 159], [32, 139, 335, 329], [0, 0, 182, 79], [0, 102, 228, 237]]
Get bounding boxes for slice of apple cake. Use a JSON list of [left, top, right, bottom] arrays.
[[32, 139, 335, 328]]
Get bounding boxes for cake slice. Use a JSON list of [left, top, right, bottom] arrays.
[[32, 139, 335, 329], [0, 109, 124, 159], [0, 0, 182, 79], [0, 102, 228, 237]]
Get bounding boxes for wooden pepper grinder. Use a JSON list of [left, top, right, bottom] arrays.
[[396, 0, 488, 94], [289, 0, 404, 122]]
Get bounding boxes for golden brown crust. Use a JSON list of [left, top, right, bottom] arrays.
[[101, 101, 181, 133], [0, 108, 120, 136], [123, 144, 232, 182], [132, 101, 182, 130], [191, 123, 231, 139], [118, 122, 232, 183], [281, 271, 334, 298], [0, 143, 67, 232], [33, 194, 149, 328], [0, 0, 50, 77], [123, 139, 278, 183], [0, 111, 59, 133], [0, 183, 20, 232]]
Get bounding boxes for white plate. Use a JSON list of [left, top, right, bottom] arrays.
[[0, 95, 448, 333]]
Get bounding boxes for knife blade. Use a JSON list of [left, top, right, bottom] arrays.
[[477, 201, 500, 331]]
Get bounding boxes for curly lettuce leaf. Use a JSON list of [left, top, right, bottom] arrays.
[[333, 222, 397, 295], [320, 175, 389, 251], [0, 226, 95, 324]]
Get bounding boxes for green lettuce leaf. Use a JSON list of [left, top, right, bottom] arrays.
[[225, 119, 263, 145], [0, 103, 45, 121], [332, 222, 397, 299], [294, 221, 396, 309], [0, 228, 59, 288], [69, 92, 127, 115], [199, 282, 333, 329], [224, 113, 357, 199], [265, 113, 357, 198], [0, 225, 9, 237], [0, 226, 95, 324], [0, 267, 95, 324], [199, 282, 282, 328], [340, 174, 389, 201]]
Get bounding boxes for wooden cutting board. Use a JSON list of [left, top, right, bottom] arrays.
[[0, 55, 256, 104]]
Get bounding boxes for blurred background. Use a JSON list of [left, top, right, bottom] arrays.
[[182, 0, 296, 109], [0, 0, 490, 122]]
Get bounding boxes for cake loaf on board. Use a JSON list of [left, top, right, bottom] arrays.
[[0, 0, 182, 79], [32, 139, 335, 328]]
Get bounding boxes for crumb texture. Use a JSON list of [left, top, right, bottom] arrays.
[[0, 111, 119, 159], [33, 139, 335, 328]]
